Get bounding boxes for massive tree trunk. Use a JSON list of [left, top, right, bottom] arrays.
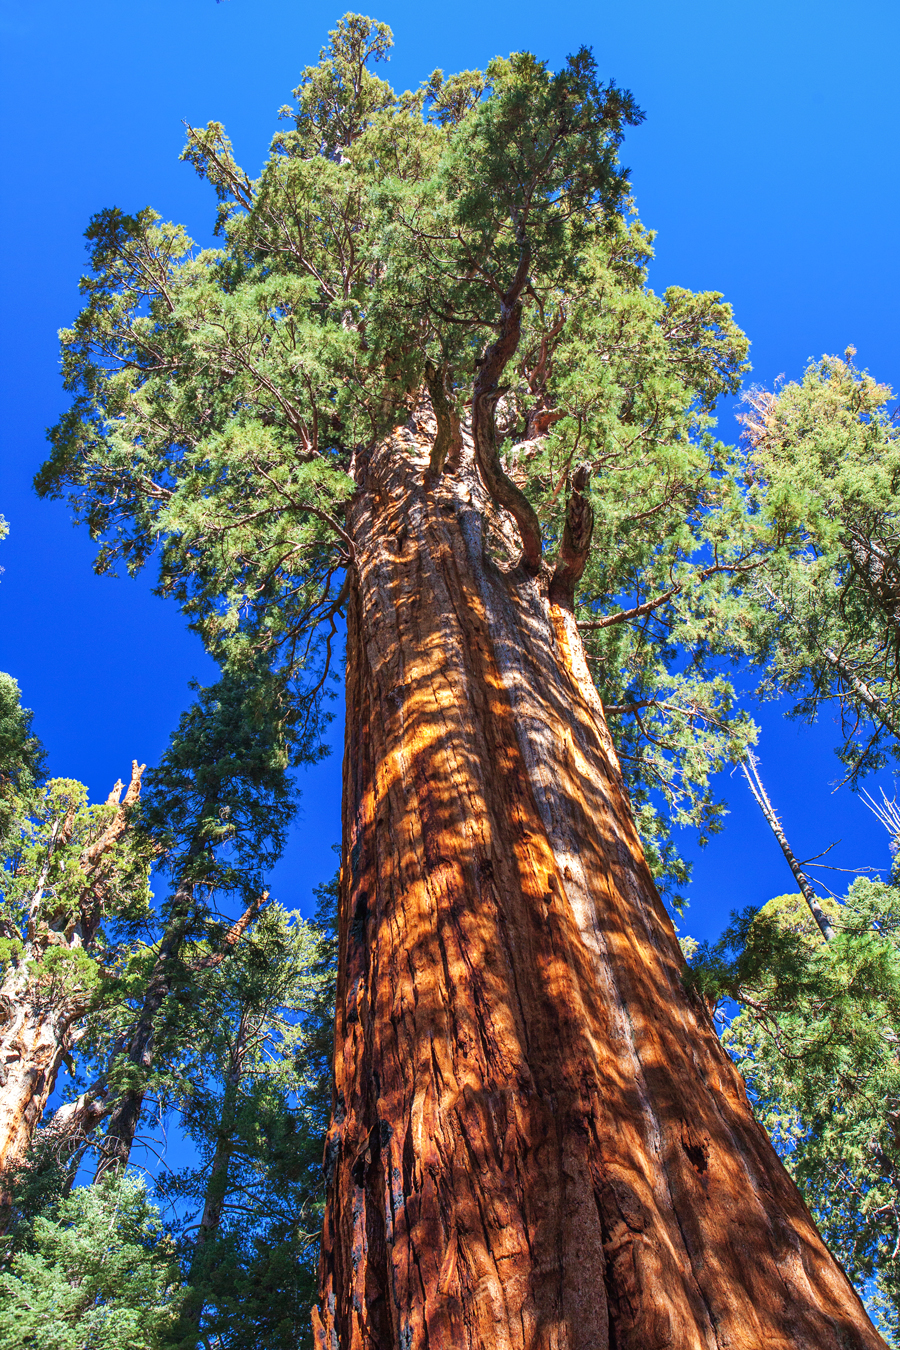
[[314, 423, 884, 1349]]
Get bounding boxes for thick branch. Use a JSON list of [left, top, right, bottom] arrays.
[[578, 560, 756, 632], [548, 465, 594, 610], [40, 1081, 112, 1155], [471, 246, 543, 574], [423, 362, 463, 479], [190, 895, 266, 972]]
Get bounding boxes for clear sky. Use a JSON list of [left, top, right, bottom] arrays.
[[1, 0, 899, 942]]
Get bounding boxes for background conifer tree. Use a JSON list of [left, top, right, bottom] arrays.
[[93, 667, 323, 1179], [689, 877, 900, 1344], [733, 352, 900, 783], [0, 754, 151, 1213]]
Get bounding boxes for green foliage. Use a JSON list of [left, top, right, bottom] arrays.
[[0, 769, 154, 1230], [1, 774, 153, 1002], [1, 775, 151, 935], [0, 673, 46, 852], [688, 882, 900, 1339], [160, 900, 334, 1348], [3, 874, 340, 1350], [42, 665, 325, 1191], [735, 351, 900, 782], [140, 668, 322, 898], [98, 884, 333, 1350], [561, 250, 754, 895], [0, 1176, 182, 1349], [36, 14, 754, 897]]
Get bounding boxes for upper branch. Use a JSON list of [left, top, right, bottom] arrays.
[[578, 560, 758, 631], [548, 464, 594, 610], [471, 244, 543, 575]]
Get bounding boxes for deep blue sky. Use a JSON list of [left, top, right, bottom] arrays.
[[1, 0, 899, 939]]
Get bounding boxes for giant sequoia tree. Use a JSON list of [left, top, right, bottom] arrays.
[[38, 16, 884, 1347]]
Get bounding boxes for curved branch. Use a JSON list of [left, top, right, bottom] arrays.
[[423, 361, 463, 479], [471, 246, 543, 575], [548, 464, 594, 610]]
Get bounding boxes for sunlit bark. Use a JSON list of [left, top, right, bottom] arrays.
[[314, 424, 883, 1349]]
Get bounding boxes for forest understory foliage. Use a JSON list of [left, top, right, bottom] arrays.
[[2, 10, 900, 1348]]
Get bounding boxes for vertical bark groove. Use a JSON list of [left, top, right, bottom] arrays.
[[314, 422, 884, 1349]]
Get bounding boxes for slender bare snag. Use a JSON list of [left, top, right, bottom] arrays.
[[740, 752, 836, 943], [314, 424, 883, 1349]]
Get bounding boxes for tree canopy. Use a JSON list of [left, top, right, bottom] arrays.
[[36, 13, 756, 895]]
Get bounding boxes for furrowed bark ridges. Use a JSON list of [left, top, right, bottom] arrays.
[[314, 424, 883, 1349]]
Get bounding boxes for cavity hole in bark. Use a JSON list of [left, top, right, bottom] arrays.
[[351, 1148, 369, 1189], [682, 1139, 709, 1174], [350, 893, 368, 947], [401, 1122, 416, 1198]]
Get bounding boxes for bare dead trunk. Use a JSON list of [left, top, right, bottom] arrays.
[[0, 763, 144, 1211], [314, 425, 884, 1349], [740, 752, 836, 942], [0, 982, 75, 1205]]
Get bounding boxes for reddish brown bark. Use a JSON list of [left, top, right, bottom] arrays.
[[314, 424, 884, 1349]]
